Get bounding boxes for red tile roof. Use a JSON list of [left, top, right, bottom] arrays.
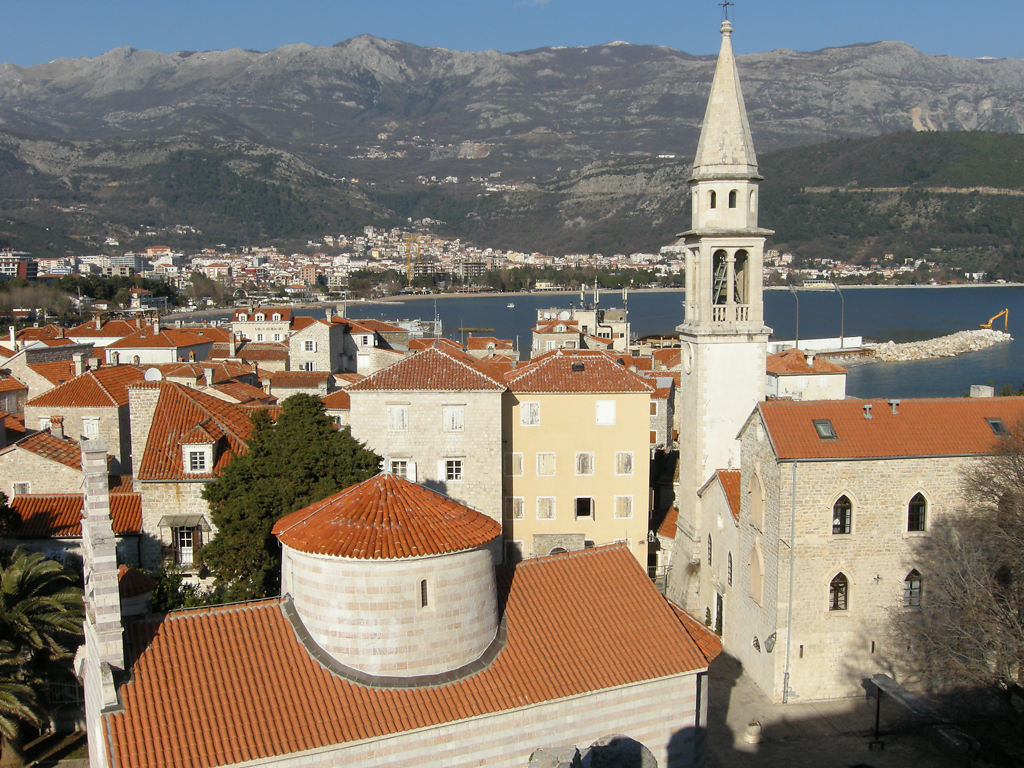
[[1, 413, 26, 442], [67, 319, 138, 339], [351, 318, 405, 334], [766, 347, 847, 375], [349, 345, 504, 392], [408, 337, 463, 352], [653, 348, 681, 369], [28, 360, 77, 386], [232, 307, 294, 322], [8, 493, 141, 538], [10, 432, 83, 469], [210, 380, 276, 405], [25, 366, 145, 408], [134, 382, 253, 481], [105, 544, 714, 768], [154, 360, 255, 384], [0, 344, 14, 358], [321, 390, 351, 410], [118, 565, 156, 599], [506, 350, 654, 394], [107, 326, 229, 350], [657, 506, 678, 539], [717, 469, 741, 521], [466, 335, 514, 351], [272, 473, 501, 559], [15, 324, 64, 341], [533, 318, 580, 334], [0, 376, 27, 393], [759, 397, 1024, 461]]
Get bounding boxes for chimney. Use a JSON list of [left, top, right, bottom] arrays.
[[862, 403, 873, 420], [80, 438, 126, 674], [49, 415, 65, 439], [806, 352, 815, 367], [90, 356, 102, 369], [970, 384, 995, 398], [111, 350, 120, 366], [889, 399, 900, 415], [73, 353, 85, 376], [58, 326, 65, 339], [229, 334, 237, 357], [152, 318, 160, 334], [188, 350, 196, 362], [7, 326, 14, 347], [94, 314, 102, 330], [135, 316, 141, 329], [204, 367, 214, 387]]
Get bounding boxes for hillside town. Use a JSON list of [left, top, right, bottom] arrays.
[[0, 16, 1021, 768]]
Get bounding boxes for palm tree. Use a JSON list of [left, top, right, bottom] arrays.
[[0, 548, 83, 767]]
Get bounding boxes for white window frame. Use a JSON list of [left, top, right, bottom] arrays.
[[520, 401, 540, 426], [442, 405, 465, 432], [505, 496, 525, 520], [503, 452, 524, 477], [575, 451, 594, 476], [303, 339, 317, 352], [614, 495, 634, 520], [537, 496, 556, 521], [595, 399, 616, 426], [11, 481, 29, 496], [615, 451, 634, 476], [445, 459, 463, 482], [184, 446, 211, 473], [255, 313, 265, 321], [536, 452, 556, 477], [256, 333, 264, 342], [389, 459, 416, 481], [387, 404, 408, 431]]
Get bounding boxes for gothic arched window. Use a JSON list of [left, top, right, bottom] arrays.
[[829, 573, 849, 611], [904, 569, 922, 607], [728, 189, 737, 208], [908, 493, 927, 531], [709, 190, 717, 209], [749, 547, 763, 605], [749, 471, 765, 530], [832, 495, 852, 535]]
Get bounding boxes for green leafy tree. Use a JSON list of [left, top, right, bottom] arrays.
[[202, 395, 380, 601], [0, 549, 83, 766], [0, 494, 17, 538]]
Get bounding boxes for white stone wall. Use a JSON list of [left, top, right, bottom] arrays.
[[765, 372, 846, 401], [137, 480, 214, 570], [219, 671, 707, 768], [349, 389, 503, 522], [694, 479, 740, 641], [289, 322, 347, 373], [0, 449, 82, 497], [282, 544, 499, 677]]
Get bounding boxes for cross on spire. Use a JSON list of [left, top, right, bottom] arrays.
[[719, 0, 734, 20]]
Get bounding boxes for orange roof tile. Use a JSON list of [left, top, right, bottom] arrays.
[[154, 360, 255, 384], [0, 376, 27, 393], [466, 335, 514, 351], [105, 545, 713, 768], [232, 307, 294, 322], [107, 326, 229, 350], [349, 346, 504, 392], [210, 380, 276, 404], [67, 319, 138, 339], [408, 336, 463, 352], [27, 360, 77, 386], [533, 318, 579, 334], [669, 601, 724, 664], [268, 371, 330, 387], [15, 324, 64, 341], [1, 412, 26, 442], [759, 397, 1024, 461], [26, 366, 145, 408], [332, 372, 365, 386], [206, 340, 289, 362], [272, 473, 500, 559], [8, 493, 141, 538], [351, 318, 405, 334], [657, 506, 678, 539], [118, 565, 156, 599], [717, 469, 741, 521], [766, 347, 847, 375], [134, 382, 253, 481], [11, 432, 83, 469], [506, 350, 653, 394], [321, 390, 351, 410], [653, 348, 681, 369]]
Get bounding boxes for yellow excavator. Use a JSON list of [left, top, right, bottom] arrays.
[[979, 308, 1009, 331]]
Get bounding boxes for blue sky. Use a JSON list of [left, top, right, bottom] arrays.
[[2, 0, 1022, 67]]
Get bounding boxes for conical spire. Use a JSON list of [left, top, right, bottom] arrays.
[[691, 19, 759, 181]]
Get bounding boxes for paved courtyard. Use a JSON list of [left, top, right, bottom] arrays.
[[706, 654, 964, 768]]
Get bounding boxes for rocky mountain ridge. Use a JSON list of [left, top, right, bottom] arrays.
[[1, 35, 1022, 181]]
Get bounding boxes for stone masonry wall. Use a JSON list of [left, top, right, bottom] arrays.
[[224, 671, 706, 768], [282, 544, 499, 677], [23, 404, 130, 473], [138, 480, 214, 570], [0, 448, 82, 497]]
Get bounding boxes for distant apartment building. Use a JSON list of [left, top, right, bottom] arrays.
[[0, 251, 37, 280]]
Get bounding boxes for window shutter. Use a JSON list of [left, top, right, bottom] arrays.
[[407, 461, 417, 482], [437, 460, 445, 480]]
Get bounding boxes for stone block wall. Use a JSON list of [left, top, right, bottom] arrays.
[[236, 671, 706, 768], [282, 544, 499, 677], [23, 404, 131, 473], [0, 449, 82, 497], [138, 480, 214, 570]]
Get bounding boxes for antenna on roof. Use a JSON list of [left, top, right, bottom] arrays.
[[719, 0, 734, 20]]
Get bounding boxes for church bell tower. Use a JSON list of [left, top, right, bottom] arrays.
[[669, 18, 772, 606]]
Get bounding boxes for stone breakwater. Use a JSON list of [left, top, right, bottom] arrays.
[[866, 329, 1012, 362]]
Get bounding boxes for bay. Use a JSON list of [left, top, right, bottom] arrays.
[[339, 285, 1024, 399]]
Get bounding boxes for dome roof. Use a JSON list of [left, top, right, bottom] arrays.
[[272, 473, 501, 559]]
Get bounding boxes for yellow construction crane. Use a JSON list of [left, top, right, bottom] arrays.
[[979, 308, 1009, 331], [402, 233, 426, 287]]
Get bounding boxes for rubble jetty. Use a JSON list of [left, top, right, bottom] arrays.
[[866, 329, 1012, 362]]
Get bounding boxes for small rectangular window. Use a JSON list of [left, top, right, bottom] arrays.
[[189, 451, 207, 472], [537, 497, 556, 520], [505, 497, 525, 520], [595, 399, 616, 426], [12, 482, 29, 496], [420, 579, 428, 608], [813, 419, 838, 440], [303, 340, 316, 352], [650, 401, 658, 415], [575, 452, 594, 476], [521, 401, 540, 426], [503, 452, 524, 477], [575, 497, 595, 520], [987, 417, 1009, 436], [614, 495, 633, 520], [615, 451, 633, 475], [445, 459, 463, 482], [82, 417, 100, 439], [442, 405, 465, 432], [536, 452, 556, 477], [390, 459, 408, 478]]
